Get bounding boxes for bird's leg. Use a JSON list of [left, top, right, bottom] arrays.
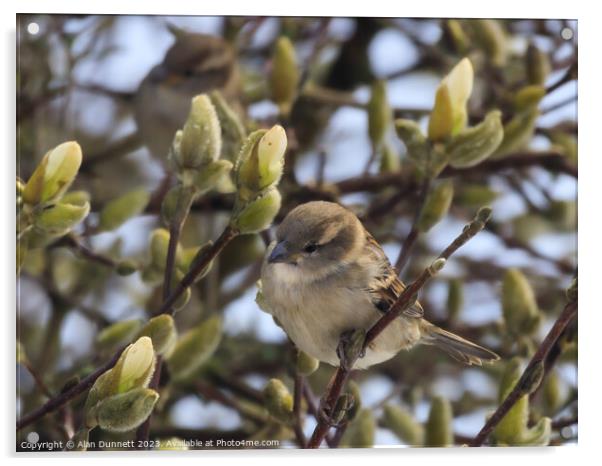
[[336, 328, 366, 371]]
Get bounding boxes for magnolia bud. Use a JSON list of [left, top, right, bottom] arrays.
[[526, 43, 551, 86], [382, 404, 425, 446], [379, 142, 401, 173], [425, 396, 453, 447], [270, 37, 299, 115], [98, 189, 150, 232], [235, 126, 287, 198], [446, 110, 504, 168], [177, 95, 222, 169], [513, 85, 546, 112], [191, 159, 233, 194], [60, 190, 90, 207], [296, 350, 319, 376], [231, 187, 282, 234], [395, 119, 430, 168], [368, 80, 391, 150], [447, 279, 464, 322], [95, 387, 159, 432], [493, 108, 539, 158], [417, 181, 454, 232], [471, 19, 508, 67], [115, 336, 156, 393], [428, 58, 473, 141], [149, 228, 183, 272], [96, 319, 143, 351], [340, 409, 375, 448], [34, 201, 90, 236], [494, 358, 528, 444], [116, 260, 138, 276], [209, 91, 246, 162], [167, 316, 223, 381], [23, 141, 83, 205], [502, 269, 541, 336], [137, 315, 178, 357], [444, 19, 470, 53], [160, 185, 195, 227], [263, 378, 293, 423]]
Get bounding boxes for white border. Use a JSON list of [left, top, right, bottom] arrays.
[[3, 1, 597, 465]]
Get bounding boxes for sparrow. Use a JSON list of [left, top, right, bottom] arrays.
[[134, 29, 240, 159], [260, 201, 499, 369]]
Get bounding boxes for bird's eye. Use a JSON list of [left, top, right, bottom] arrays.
[[304, 243, 319, 253]]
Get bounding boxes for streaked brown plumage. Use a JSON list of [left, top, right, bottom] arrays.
[[260, 201, 499, 369]]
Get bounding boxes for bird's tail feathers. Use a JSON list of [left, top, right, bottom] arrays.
[[419, 321, 500, 366]]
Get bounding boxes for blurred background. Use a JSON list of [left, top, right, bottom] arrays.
[[16, 16, 577, 448]]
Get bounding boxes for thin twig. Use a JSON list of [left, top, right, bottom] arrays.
[[292, 373, 307, 448], [17, 348, 124, 431], [469, 298, 578, 447], [61, 234, 117, 268]]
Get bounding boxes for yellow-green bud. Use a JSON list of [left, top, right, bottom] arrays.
[[149, 228, 183, 272], [518, 417, 551, 446], [446, 110, 504, 168], [115, 336, 156, 393], [263, 378, 293, 423], [60, 190, 90, 207], [235, 126, 287, 198], [116, 260, 138, 276], [98, 188, 150, 232], [231, 187, 282, 234], [382, 404, 425, 446], [549, 131, 577, 164], [395, 119, 430, 168], [270, 37, 299, 115], [379, 142, 401, 173], [545, 200, 576, 231], [447, 279, 464, 322], [471, 19, 508, 67], [340, 409, 375, 448], [444, 19, 470, 53], [345, 380, 362, 421], [178, 95, 222, 169], [514, 85, 546, 112], [429, 258, 447, 275], [425, 396, 453, 447], [526, 43, 551, 86], [417, 181, 454, 232], [209, 91, 246, 162], [457, 184, 499, 208], [502, 268, 541, 335], [368, 80, 391, 150], [494, 358, 527, 444], [428, 58, 474, 142], [167, 316, 223, 381], [95, 387, 159, 433], [493, 108, 539, 158], [138, 314, 178, 357], [191, 159, 233, 194], [23, 141, 83, 205], [34, 201, 90, 236], [160, 185, 195, 227], [296, 350, 319, 376], [96, 319, 143, 351]]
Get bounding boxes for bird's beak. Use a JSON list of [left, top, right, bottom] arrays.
[[268, 241, 293, 264]]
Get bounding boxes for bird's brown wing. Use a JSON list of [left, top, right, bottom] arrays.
[[363, 232, 424, 319]]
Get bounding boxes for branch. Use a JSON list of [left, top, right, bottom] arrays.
[[17, 347, 124, 431], [307, 208, 492, 448], [469, 298, 578, 447], [292, 373, 307, 448], [60, 234, 117, 268]]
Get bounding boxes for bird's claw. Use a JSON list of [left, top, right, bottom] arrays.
[[336, 328, 367, 371]]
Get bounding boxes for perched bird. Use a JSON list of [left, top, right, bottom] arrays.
[[134, 29, 240, 159], [260, 201, 499, 369]]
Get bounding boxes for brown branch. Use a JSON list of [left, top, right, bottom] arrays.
[[60, 234, 117, 268], [17, 347, 124, 431], [307, 208, 492, 448], [469, 298, 578, 447], [394, 178, 431, 273], [292, 373, 307, 448]]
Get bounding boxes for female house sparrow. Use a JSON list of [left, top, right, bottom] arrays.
[[260, 201, 499, 369]]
